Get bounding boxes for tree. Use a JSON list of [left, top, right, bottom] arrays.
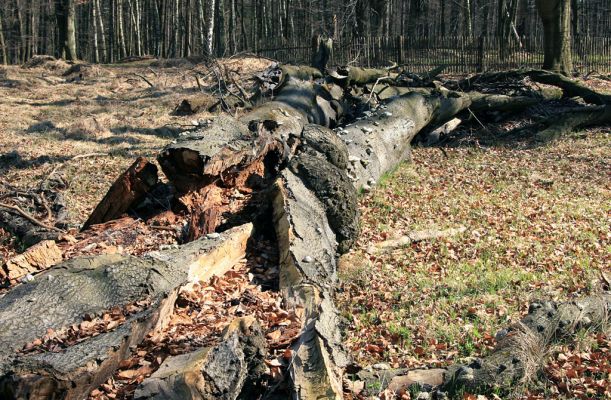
[[55, 0, 77, 61], [536, 0, 573, 75]]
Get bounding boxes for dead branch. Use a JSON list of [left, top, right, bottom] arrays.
[[0, 202, 64, 233]]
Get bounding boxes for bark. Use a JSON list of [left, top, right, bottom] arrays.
[[328, 65, 393, 87], [0, 10, 8, 65], [0, 224, 252, 400], [456, 69, 611, 105], [0, 209, 61, 248], [55, 0, 77, 61], [311, 35, 333, 73], [341, 92, 471, 190], [536, 0, 573, 75], [441, 294, 611, 395], [271, 170, 350, 399], [135, 316, 266, 400], [82, 157, 158, 231], [533, 104, 611, 141]]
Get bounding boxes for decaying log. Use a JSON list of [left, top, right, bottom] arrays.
[[272, 170, 350, 399], [135, 316, 266, 400], [328, 65, 393, 87], [1, 240, 62, 284], [457, 69, 611, 106], [255, 64, 323, 93], [0, 224, 252, 400], [468, 93, 539, 113], [340, 92, 471, 189], [441, 294, 611, 396], [534, 104, 611, 141], [288, 152, 358, 254], [172, 96, 215, 115], [245, 79, 345, 129], [82, 157, 158, 231], [0, 208, 60, 248]]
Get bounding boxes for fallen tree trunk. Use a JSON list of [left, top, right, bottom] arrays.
[[456, 69, 611, 105], [440, 294, 611, 396], [272, 170, 350, 400], [340, 92, 471, 189], [0, 224, 252, 400]]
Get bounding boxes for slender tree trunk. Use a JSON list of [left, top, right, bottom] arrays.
[[197, 0, 205, 51], [0, 10, 7, 65], [229, 0, 236, 54], [205, 0, 216, 56], [214, 0, 225, 56], [464, 0, 473, 37], [92, 0, 99, 62], [183, 0, 191, 57], [536, 0, 573, 75], [117, 0, 127, 58]]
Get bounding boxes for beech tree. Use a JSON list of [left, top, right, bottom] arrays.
[[536, 0, 573, 75], [55, 0, 77, 61]]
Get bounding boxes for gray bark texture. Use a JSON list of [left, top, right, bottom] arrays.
[[0, 224, 252, 400]]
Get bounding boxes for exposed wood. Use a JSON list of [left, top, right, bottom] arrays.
[[0, 224, 252, 400], [135, 316, 266, 400], [424, 117, 462, 145], [272, 170, 349, 400], [82, 157, 159, 231], [1, 240, 62, 284]]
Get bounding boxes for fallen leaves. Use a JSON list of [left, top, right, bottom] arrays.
[[337, 132, 610, 398]]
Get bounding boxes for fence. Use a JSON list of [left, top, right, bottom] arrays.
[[253, 35, 611, 73]]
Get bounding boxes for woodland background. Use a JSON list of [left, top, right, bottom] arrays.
[[0, 0, 610, 67]]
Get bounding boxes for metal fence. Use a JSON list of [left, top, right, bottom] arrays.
[[253, 35, 611, 73]]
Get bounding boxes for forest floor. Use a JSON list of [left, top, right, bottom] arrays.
[[0, 59, 609, 399], [338, 131, 611, 399]]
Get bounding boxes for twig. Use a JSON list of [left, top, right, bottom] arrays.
[[0, 202, 65, 232], [195, 75, 203, 92], [133, 73, 155, 88], [367, 76, 392, 103]]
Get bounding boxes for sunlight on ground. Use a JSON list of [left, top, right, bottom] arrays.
[[337, 132, 610, 397]]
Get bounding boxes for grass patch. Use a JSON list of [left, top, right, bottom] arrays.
[[337, 132, 610, 376]]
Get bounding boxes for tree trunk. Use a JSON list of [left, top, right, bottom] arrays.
[[0, 10, 8, 65], [91, 1, 99, 63], [205, 0, 215, 57], [55, 0, 77, 61], [536, 0, 573, 75]]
